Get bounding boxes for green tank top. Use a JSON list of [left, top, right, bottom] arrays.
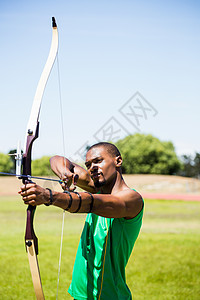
[[68, 202, 144, 300]]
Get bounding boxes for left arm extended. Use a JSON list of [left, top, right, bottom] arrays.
[[19, 184, 143, 219]]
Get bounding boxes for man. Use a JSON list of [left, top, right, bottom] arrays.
[[19, 142, 144, 299]]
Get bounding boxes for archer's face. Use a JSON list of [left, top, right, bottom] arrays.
[[85, 147, 118, 188]]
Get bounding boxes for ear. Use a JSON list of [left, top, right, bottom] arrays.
[[115, 155, 123, 168]]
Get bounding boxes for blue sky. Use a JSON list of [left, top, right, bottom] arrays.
[[0, 0, 199, 162]]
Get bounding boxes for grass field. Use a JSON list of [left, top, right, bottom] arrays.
[[0, 195, 200, 299]]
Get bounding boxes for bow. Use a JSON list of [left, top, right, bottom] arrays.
[[21, 17, 58, 299]]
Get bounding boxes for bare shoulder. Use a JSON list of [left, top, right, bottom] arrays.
[[115, 188, 144, 219]]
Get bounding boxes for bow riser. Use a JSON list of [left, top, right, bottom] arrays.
[[22, 122, 39, 179], [23, 121, 42, 298]]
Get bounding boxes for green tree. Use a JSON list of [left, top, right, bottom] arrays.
[[0, 153, 14, 173], [194, 152, 200, 178], [178, 154, 195, 177], [179, 152, 200, 178], [32, 156, 54, 176], [115, 134, 182, 174]]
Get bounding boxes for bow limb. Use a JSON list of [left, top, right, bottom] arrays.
[[24, 17, 58, 139], [25, 205, 44, 300], [23, 17, 58, 300]]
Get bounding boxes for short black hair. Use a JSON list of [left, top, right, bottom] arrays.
[[87, 142, 121, 158]]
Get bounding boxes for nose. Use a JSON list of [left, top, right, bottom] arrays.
[[90, 163, 98, 172]]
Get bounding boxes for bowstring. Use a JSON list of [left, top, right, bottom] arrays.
[[56, 53, 67, 300]]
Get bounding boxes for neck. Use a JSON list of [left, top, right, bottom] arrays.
[[99, 171, 128, 195]]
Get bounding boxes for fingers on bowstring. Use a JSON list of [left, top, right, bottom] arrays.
[[60, 179, 74, 192], [67, 174, 79, 191], [73, 174, 79, 186], [63, 175, 78, 192], [60, 173, 79, 191], [60, 181, 69, 191]]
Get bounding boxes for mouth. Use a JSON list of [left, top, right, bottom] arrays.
[[91, 173, 101, 180]]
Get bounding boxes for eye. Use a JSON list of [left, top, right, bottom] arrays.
[[95, 158, 103, 164], [85, 162, 91, 169]]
